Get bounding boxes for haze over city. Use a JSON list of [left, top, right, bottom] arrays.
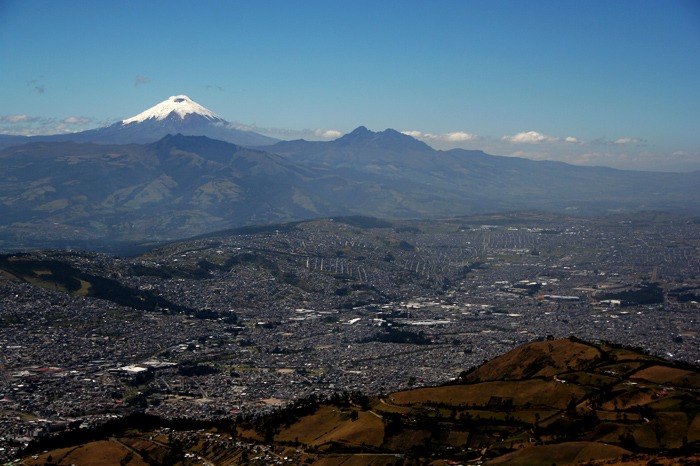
[[1, 0, 699, 171]]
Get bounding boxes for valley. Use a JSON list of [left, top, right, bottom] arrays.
[[1, 211, 699, 463]]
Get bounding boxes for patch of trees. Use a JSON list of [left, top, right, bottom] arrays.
[[0, 254, 198, 315], [280, 271, 313, 291], [599, 282, 664, 306], [129, 264, 174, 278], [600, 340, 654, 357], [129, 262, 214, 280], [341, 300, 370, 309], [19, 412, 230, 458], [224, 253, 276, 270], [0, 256, 83, 292], [0, 312, 22, 327], [194, 221, 301, 239], [87, 274, 193, 314], [668, 285, 700, 303], [512, 282, 542, 296], [395, 226, 421, 234], [359, 327, 432, 345], [672, 293, 700, 302], [397, 240, 415, 251], [457, 262, 484, 279], [177, 363, 220, 377], [331, 216, 393, 229]]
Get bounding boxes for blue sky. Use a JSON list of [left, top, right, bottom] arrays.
[[1, 0, 699, 171]]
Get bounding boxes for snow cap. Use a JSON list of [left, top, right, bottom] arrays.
[[122, 95, 221, 124]]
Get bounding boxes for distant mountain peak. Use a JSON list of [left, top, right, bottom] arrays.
[[122, 95, 222, 125], [349, 126, 370, 135], [334, 126, 432, 151]]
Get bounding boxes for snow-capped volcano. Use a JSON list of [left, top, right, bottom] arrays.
[[15, 95, 279, 147], [122, 95, 223, 124]]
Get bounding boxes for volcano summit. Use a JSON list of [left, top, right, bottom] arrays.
[[4, 95, 278, 147], [122, 95, 223, 124]]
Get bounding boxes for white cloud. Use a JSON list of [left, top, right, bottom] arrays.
[[0, 114, 99, 136], [402, 130, 478, 143], [443, 131, 478, 142], [314, 129, 343, 139], [0, 114, 32, 123], [614, 137, 641, 145], [502, 131, 559, 144], [242, 125, 341, 141], [564, 136, 580, 143], [63, 116, 93, 125]]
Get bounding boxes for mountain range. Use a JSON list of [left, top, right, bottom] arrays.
[[1, 96, 699, 252]]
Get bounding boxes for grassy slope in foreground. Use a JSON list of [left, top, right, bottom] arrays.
[[21, 337, 700, 465]]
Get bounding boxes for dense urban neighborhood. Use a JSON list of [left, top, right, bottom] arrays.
[[1, 211, 699, 461]]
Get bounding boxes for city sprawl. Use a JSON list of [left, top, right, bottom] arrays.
[[1, 212, 698, 460]]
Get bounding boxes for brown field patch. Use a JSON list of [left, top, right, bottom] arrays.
[[314, 410, 384, 447], [374, 398, 411, 415], [605, 386, 656, 410], [563, 370, 618, 387], [276, 405, 384, 448], [24, 440, 148, 466], [608, 348, 662, 363], [118, 437, 169, 464], [689, 413, 700, 443], [312, 455, 403, 466], [237, 427, 264, 441], [654, 412, 691, 449], [630, 423, 663, 449], [631, 365, 700, 387], [587, 421, 629, 444], [508, 408, 559, 424], [485, 441, 630, 465], [0, 269, 18, 280], [391, 379, 586, 410], [444, 429, 471, 447], [383, 427, 431, 451], [595, 361, 646, 377], [583, 453, 700, 465]]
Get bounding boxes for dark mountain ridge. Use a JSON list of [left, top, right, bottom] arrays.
[[0, 135, 329, 250], [267, 126, 700, 213]]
